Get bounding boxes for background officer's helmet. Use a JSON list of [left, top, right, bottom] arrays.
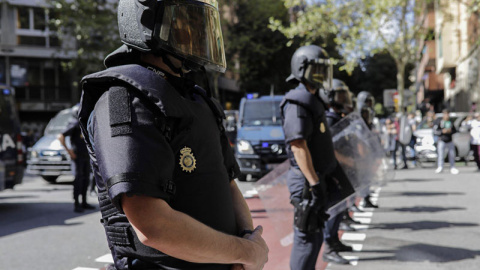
[[356, 91, 375, 112], [117, 0, 226, 73], [329, 79, 354, 114], [286, 45, 333, 94]]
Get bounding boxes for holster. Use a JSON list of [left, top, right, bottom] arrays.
[[291, 179, 329, 233]]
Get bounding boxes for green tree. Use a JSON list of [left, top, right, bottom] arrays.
[[271, 0, 432, 109], [222, 0, 300, 95], [50, 0, 120, 87]]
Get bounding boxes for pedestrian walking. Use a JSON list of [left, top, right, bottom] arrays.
[[470, 113, 480, 171], [77, 1, 268, 269], [434, 109, 459, 174]]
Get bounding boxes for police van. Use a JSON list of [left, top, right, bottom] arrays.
[[0, 84, 25, 191], [235, 94, 287, 181]]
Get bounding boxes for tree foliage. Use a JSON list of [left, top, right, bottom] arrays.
[[271, 0, 433, 109], [50, 0, 120, 80], [221, 0, 300, 95]]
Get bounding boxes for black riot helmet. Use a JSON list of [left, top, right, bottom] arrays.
[[329, 79, 353, 114], [286, 45, 333, 93], [117, 0, 226, 73]]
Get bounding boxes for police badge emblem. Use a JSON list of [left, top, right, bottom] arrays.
[[320, 122, 326, 133], [179, 147, 196, 173]]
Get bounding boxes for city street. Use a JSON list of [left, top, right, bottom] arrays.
[[1, 164, 480, 270]]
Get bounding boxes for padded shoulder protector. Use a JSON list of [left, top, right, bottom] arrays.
[[280, 84, 324, 117], [78, 64, 194, 145]]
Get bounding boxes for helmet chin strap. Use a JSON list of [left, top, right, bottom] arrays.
[[161, 53, 184, 77]]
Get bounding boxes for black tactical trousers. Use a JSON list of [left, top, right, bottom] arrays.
[[73, 157, 90, 205]]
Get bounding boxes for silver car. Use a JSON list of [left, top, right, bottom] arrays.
[[414, 112, 472, 163], [26, 106, 76, 183]]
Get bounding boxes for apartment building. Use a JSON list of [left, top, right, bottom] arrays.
[[435, 0, 480, 112], [0, 0, 76, 132]]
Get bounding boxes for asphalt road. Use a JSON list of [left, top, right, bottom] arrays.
[[2, 163, 480, 270]]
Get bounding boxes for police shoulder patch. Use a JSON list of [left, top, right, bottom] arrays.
[[179, 146, 196, 173]]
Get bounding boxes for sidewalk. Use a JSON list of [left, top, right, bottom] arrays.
[[246, 164, 480, 270]]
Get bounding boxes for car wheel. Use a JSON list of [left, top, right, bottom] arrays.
[[42, 176, 58, 183]]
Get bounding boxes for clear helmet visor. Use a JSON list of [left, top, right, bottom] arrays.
[[334, 90, 354, 113], [304, 60, 333, 89], [156, 1, 226, 72]]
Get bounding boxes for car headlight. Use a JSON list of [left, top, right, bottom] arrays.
[[237, 140, 254, 154], [30, 150, 38, 158]]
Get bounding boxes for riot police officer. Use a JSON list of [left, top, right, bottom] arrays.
[[77, 1, 268, 269], [280, 45, 354, 269], [356, 91, 379, 208], [321, 78, 356, 264]]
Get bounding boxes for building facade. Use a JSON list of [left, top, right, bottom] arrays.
[[0, 0, 76, 132]]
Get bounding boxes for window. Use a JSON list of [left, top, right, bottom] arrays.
[[15, 7, 58, 48]]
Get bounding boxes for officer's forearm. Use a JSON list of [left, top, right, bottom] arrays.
[[230, 180, 254, 233], [57, 134, 68, 150], [122, 195, 264, 265], [290, 140, 319, 186]]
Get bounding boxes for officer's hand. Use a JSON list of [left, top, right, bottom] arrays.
[[310, 182, 327, 210], [68, 149, 77, 160], [243, 226, 269, 270]]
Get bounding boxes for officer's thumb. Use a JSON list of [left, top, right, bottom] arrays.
[[253, 225, 263, 236]]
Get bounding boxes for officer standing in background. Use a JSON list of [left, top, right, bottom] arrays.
[[280, 45, 354, 269], [356, 91, 379, 208], [77, 1, 268, 269], [321, 78, 356, 264], [58, 105, 95, 213]]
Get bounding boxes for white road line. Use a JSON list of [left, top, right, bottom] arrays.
[[351, 243, 363, 251], [352, 217, 371, 224], [343, 255, 359, 266], [351, 224, 370, 230], [72, 268, 98, 270], [353, 211, 373, 217], [95, 253, 114, 264], [341, 233, 366, 241]]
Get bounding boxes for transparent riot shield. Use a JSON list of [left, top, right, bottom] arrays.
[[253, 160, 294, 245], [329, 112, 395, 199]]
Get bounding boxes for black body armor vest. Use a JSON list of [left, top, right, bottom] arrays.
[[78, 64, 238, 270], [280, 86, 338, 176]]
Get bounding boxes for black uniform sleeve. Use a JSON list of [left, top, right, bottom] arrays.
[[90, 89, 175, 212], [283, 102, 313, 143]]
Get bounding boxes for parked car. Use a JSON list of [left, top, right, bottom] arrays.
[[26, 105, 77, 183], [0, 84, 25, 191], [235, 94, 287, 181], [414, 112, 472, 163]]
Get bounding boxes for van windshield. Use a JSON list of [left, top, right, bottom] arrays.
[[243, 100, 282, 126], [44, 112, 74, 135]]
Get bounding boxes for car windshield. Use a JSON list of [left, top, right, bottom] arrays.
[[44, 112, 74, 135], [243, 100, 282, 126]]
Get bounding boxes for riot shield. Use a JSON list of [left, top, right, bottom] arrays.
[[329, 112, 394, 199], [398, 115, 412, 145], [253, 160, 294, 245]]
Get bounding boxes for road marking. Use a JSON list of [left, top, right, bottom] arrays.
[[351, 224, 370, 230], [95, 254, 114, 264], [353, 211, 373, 217], [351, 243, 363, 251], [341, 233, 366, 241], [72, 268, 98, 270], [343, 255, 359, 266], [352, 217, 371, 224]]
